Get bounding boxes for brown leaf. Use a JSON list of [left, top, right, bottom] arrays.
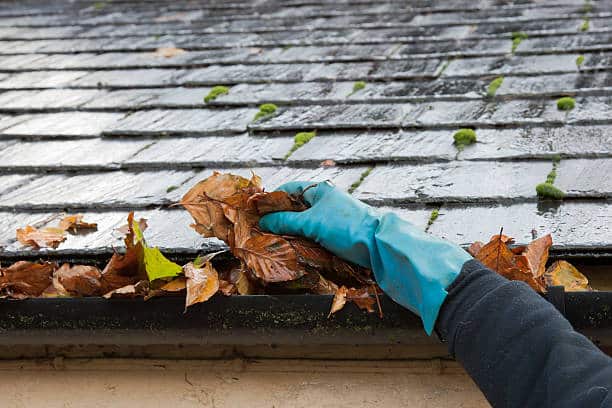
[[248, 191, 308, 215], [58, 214, 98, 233], [180, 172, 261, 243], [0, 261, 55, 297], [235, 268, 259, 295], [16, 225, 66, 249], [475, 235, 546, 292], [347, 287, 376, 313], [103, 281, 149, 299], [184, 261, 219, 309], [235, 234, 304, 282], [320, 159, 336, 167], [115, 217, 147, 236], [521, 234, 552, 278], [328, 286, 348, 317], [467, 241, 483, 257], [55, 263, 104, 296], [544, 261, 591, 291], [218, 279, 236, 296], [153, 47, 186, 58], [101, 212, 146, 291]]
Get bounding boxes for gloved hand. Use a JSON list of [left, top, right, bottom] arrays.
[[259, 181, 472, 335]]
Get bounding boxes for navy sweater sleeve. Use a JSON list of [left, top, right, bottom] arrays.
[[436, 259, 612, 408]]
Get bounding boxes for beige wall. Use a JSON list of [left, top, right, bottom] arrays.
[[0, 358, 488, 407]]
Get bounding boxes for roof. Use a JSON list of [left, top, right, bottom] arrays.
[[0, 0, 610, 261]]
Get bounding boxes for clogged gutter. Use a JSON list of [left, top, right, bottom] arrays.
[[1, 172, 592, 319]]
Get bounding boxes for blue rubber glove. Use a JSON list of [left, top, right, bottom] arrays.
[[259, 181, 472, 335]]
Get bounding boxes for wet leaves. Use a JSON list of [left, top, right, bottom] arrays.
[[544, 261, 591, 292], [58, 214, 98, 233], [16, 214, 98, 250], [471, 233, 590, 292], [16, 225, 66, 249], [0, 261, 54, 298], [180, 171, 373, 298]]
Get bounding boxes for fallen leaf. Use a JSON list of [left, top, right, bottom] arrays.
[[55, 263, 104, 296], [522, 234, 552, 278], [544, 261, 591, 291], [235, 234, 304, 282], [0, 261, 55, 297], [103, 281, 149, 299], [248, 191, 308, 215], [184, 261, 219, 309], [58, 214, 98, 233], [347, 287, 376, 313], [218, 279, 236, 296], [160, 277, 187, 292], [115, 217, 147, 236], [320, 159, 336, 167], [328, 286, 348, 317], [16, 225, 66, 249], [153, 47, 186, 58], [475, 235, 546, 292], [467, 241, 483, 257], [101, 213, 146, 290]]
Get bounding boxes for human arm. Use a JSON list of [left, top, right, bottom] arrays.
[[260, 181, 612, 408], [437, 259, 612, 408]]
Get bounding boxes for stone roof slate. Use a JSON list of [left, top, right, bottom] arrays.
[[0, 0, 610, 258]]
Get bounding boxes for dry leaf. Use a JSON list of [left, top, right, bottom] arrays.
[[475, 235, 546, 292], [184, 261, 219, 309], [347, 287, 376, 313], [58, 214, 98, 233], [115, 217, 148, 236], [101, 212, 146, 291], [248, 191, 308, 215], [16, 225, 66, 249], [103, 281, 149, 299], [468, 241, 483, 257], [181, 172, 372, 293], [320, 159, 336, 167], [0, 261, 55, 297], [55, 263, 104, 296], [328, 286, 348, 317], [522, 234, 552, 278], [544, 261, 591, 291], [153, 47, 186, 58], [235, 234, 304, 282], [218, 279, 236, 296]]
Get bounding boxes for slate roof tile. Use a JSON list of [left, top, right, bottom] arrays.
[[0, 0, 609, 258]]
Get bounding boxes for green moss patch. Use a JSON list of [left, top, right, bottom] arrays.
[[348, 167, 373, 194], [576, 55, 585, 69], [556, 97, 575, 111], [351, 81, 366, 95], [581, 18, 590, 31], [536, 156, 565, 200], [536, 183, 565, 200], [426, 208, 440, 231], [253, 103, 278, 121], [486, 76, 504, 97], [204, 86, 230, 103], [511, 31, 528, 53], [284, 131, 316, 159], [453, 128, 477, 150]]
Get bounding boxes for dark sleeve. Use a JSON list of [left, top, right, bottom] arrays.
[[436, 259, 612, 408]]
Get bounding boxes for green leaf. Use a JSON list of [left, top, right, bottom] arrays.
[[132, 218, 181, 281], [143, 246, 182, 281]]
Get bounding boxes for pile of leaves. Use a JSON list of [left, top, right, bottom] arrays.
[[0, 172, 591, 317], [469, 231, 591, 292]]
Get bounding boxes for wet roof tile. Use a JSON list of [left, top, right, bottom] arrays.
[[0, 0, 609, 257]]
